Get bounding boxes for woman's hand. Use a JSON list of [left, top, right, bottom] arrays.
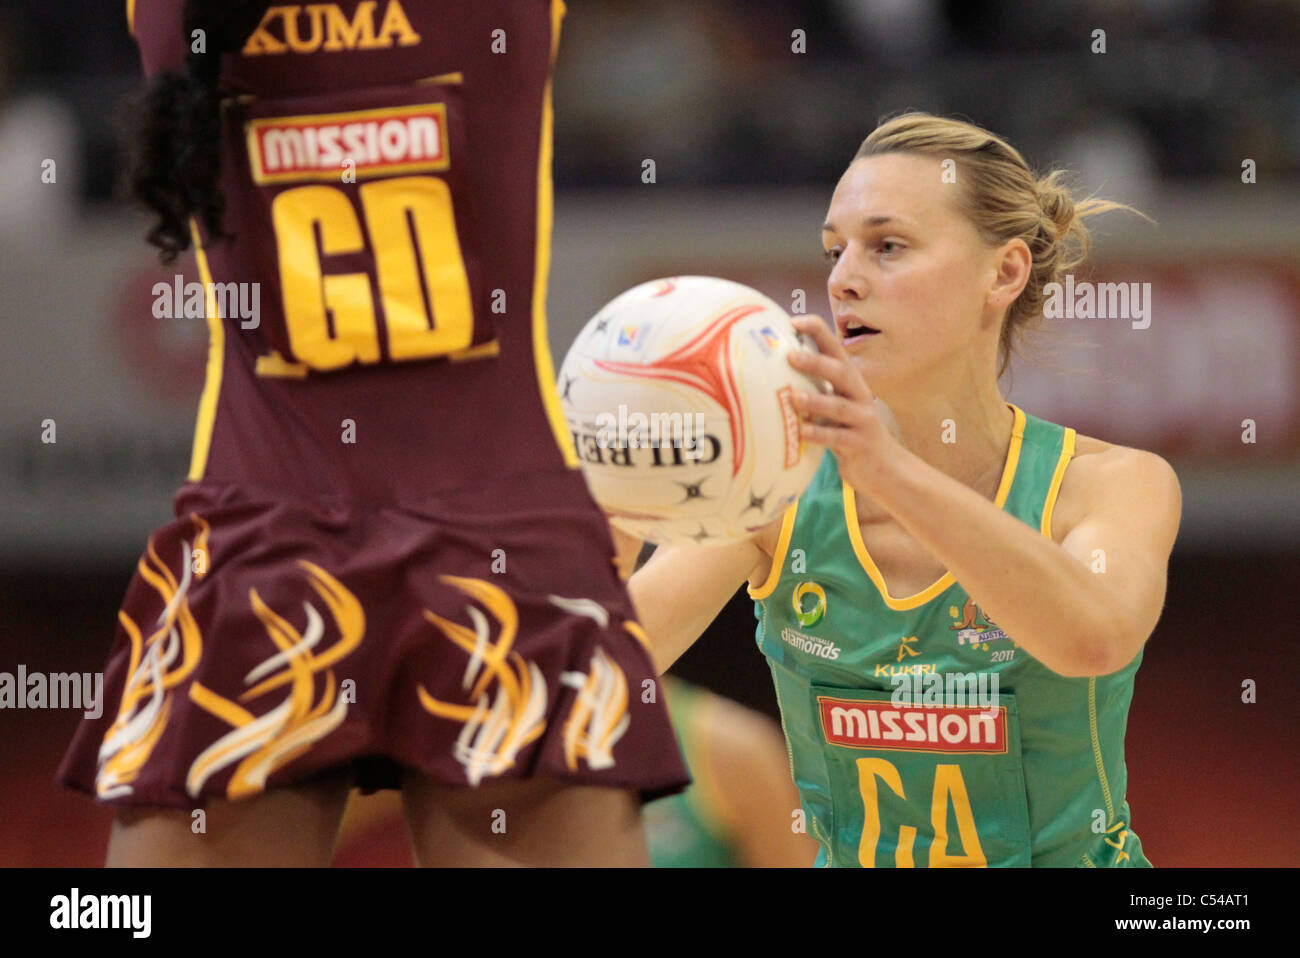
[[787, 314, 904, 497]]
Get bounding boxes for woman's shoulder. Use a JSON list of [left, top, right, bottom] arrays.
[[1049, 431, 1182, 544], [1069, 431, 1178, 479]]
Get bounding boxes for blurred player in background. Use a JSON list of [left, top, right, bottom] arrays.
[[642, 676, 815, 868], [623, 113, 1181, 867], [57, 0, 688, 866]]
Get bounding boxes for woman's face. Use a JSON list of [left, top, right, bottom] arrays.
[[821, 153, 1004, 392]]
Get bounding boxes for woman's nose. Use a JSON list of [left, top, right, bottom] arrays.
[[828, 250, 867, 302]]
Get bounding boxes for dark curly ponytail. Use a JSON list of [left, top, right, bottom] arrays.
[[123, 1, 270, 261]]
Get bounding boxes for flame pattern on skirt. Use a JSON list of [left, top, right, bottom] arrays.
[[418, 576, 549, 786], [96, 515, 211, 799], [184, 560, 364, 799], [549, 595, 634, 772], [559, 646, 630, 772], [418, 580, 634, 785]]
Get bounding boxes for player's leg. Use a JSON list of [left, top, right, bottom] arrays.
[[105, 768, 353, 867], [401, 773, 648, 867]]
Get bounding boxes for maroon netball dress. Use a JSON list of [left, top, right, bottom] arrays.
[[58, 0, 689, 808]]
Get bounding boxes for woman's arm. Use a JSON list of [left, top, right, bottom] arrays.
[[614, 526, 770, 674], [860, 441, 1178, 677], [788, 316, 1181, 678]]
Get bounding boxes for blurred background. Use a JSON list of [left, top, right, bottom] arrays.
[[1, 0, 1297, 865]]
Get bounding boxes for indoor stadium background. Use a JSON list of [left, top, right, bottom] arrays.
[[0, 1, 1296, 866]]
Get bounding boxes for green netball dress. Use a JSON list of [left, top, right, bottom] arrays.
[[750, 403, 1149, 868]]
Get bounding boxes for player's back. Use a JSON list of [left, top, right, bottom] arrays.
[[130, 0, 575, 506], [59, 0, 692, 822]]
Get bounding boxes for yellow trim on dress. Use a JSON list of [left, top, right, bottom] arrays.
[[622, 620, 652, 653], [419, 72, 464, 86], [254, 351, 309, 379], [1041, 427, 1077, 538], [747, 502, 799, 599], [187, 221, 225, 480], [842, 403, 1026, 611], [1088, 676, 1116, 820], [529, 0, 578, 468], [448, 340, 501, 362]]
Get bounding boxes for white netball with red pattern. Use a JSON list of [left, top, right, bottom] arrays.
[[557, 276, 825, 546]]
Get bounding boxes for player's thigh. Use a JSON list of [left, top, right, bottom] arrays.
[[401, 773, 648, 867], [106, 769, 353, 867]]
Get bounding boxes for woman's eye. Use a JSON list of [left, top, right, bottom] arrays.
[[823, 248, 841, 263], [879, 241, 902, 255]]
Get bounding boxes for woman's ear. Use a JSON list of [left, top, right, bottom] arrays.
[[986, 238, 1032, 318]]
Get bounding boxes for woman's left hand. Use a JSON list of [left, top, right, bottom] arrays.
[[787, 314, 904, 497]]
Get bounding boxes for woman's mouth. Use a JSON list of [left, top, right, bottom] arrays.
[[840, 320, 881, 344]]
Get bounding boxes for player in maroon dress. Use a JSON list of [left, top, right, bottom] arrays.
[[58, 0, 689, 866]]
